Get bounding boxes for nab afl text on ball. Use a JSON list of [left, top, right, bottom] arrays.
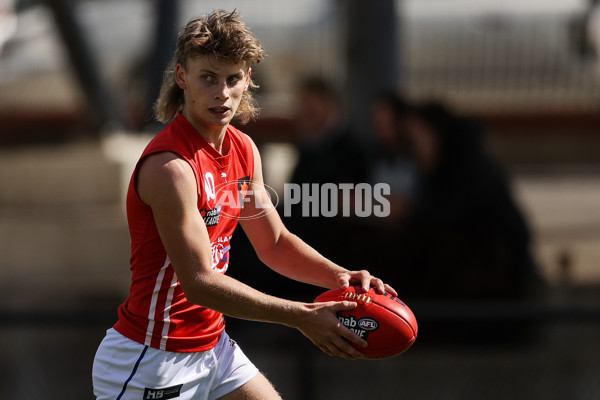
[[314, 286, 418, 359]]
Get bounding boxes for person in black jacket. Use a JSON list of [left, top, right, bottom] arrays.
[[397, 102, 541, 300], [284, 77, 368, 269]]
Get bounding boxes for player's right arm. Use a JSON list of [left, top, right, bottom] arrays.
[[136, 151, 367, 359]]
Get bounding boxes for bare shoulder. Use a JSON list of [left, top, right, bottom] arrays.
[[243, 132, 257, 147], [137, 151, 197, 207], [242, 134, 263, 184], [241, 133, 259, 158]]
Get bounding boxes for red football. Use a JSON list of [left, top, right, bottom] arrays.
[[314, 285, 418, 358]]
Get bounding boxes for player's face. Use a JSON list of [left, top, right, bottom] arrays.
[[176, 54, 251, 133]]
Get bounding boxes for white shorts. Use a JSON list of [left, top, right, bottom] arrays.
[[92, 328, 259, 400]]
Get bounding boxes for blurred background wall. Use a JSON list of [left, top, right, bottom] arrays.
[[0, 0, 599, 398]]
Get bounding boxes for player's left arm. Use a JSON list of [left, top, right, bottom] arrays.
[[240, 137, 396, 296]]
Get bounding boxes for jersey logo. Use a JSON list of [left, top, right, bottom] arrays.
[[210, 236, 231, 273], [200, 204, 221, 227], [204, 172, 216, 201], [237, 176, 251, 209], [143, 384, 182, 400]]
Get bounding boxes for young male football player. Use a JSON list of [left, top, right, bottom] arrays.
[[93, 10, 396, 400]]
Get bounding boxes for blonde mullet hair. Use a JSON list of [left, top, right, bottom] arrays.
[[154, 10, 265, 124]]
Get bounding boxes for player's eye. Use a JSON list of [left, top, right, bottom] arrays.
[[200, 74, 216, 83], [227, 75, 242, 86]]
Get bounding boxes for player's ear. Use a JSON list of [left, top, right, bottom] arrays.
[[244, 67, 252, 91], [175, 63, 187, 90]]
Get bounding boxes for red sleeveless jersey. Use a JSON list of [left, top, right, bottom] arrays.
[[114, 113, 254, 352]]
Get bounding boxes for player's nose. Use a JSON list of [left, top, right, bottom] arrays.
[[215, 80, 230, 100]]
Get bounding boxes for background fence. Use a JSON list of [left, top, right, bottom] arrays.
[[1, 296, 599, 399]]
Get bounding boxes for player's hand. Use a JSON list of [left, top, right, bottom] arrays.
[[336, 269, 398, 297], [295, 301, 367, 360]]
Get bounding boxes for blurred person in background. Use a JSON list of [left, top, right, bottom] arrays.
[[364, 92, 418, 289], [368, 91, 417, 228], [587, 0, 600, 65], [398, 101, 542, 301], [283, 77, 368, 270], [288, 76, 367, 190], [235, 77, 370, 300]]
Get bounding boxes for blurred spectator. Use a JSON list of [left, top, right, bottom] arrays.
[[587, 0, 600, 62], [368, 92, 417, 228], [284, 77, 369, 270], [571, 0, 600, 60], [232, 77, 369, 300], [392, 102, 542, 300], [288, 77, 367, 187]]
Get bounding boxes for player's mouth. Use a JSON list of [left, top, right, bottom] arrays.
[[208, 106, 230, 116]]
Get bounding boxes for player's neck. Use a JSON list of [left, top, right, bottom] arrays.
[[182, 110, 229, 154], [200, 128, 229, 155]]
